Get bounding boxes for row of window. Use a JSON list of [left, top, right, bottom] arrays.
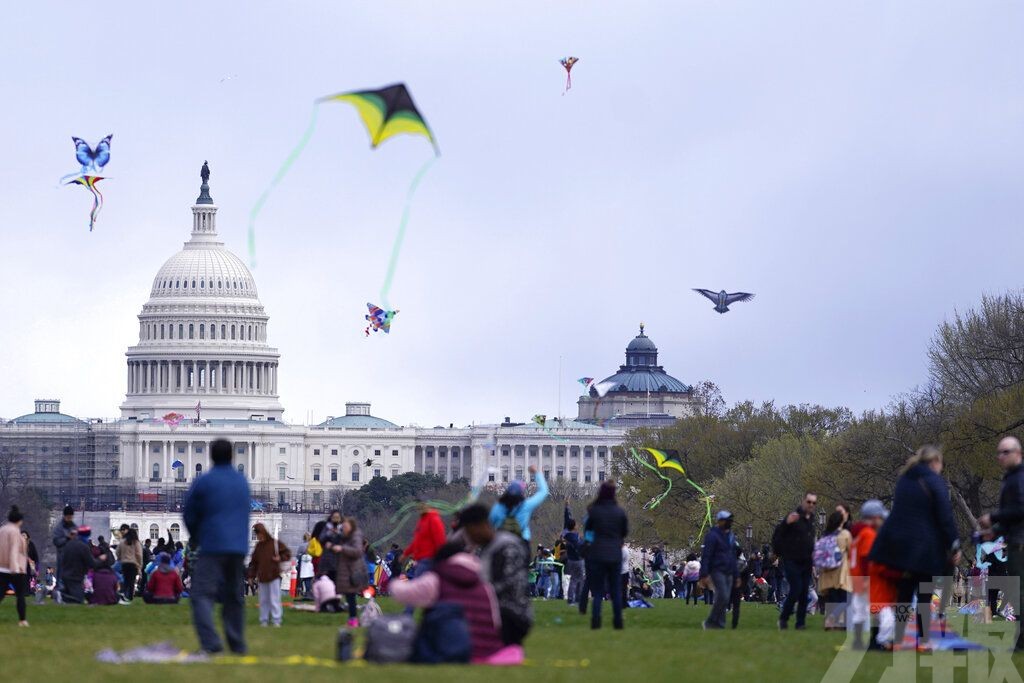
[[149, 461, 394, 483], [142, 321, 262, 342], [120, 522, 180, 542], [311, 448, 399, 457], [155, 277, 251, 293], [485, 469, 606, 483]]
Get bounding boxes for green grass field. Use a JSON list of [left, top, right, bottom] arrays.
[[1, 596, 1020, 682]]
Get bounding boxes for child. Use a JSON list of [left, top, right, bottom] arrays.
[[847, 499, 896, 650]]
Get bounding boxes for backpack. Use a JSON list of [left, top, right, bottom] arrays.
[[813, 532, 843, 570], [499, 505, 523, 538], [307, 537, 322, 558], [364, 614, 417, 663], [411, 602, 472, 664]]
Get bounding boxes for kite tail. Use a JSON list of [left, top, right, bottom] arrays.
[[247, 104, 321, 267], [687, 478, 714, 539], [630, 448, 673, 509], [90, 183, 104, 231], [379, 156, 438, 310]]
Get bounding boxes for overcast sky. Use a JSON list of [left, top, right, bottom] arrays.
[[1, 1, 1021, 426]]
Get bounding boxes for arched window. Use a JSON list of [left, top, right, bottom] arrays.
[[183, 280, 188, 289], [178, 324, 183, 338], [149, 524, 159, 540], [221, 324, 226, 339], [130, 523, 139, 533], [351, 464, 360, 482], [231, 325, 236, 340], [218, 280, 222, 289], [248, 325, 253, 340], [195, 463, 203, 476], [191, 280, 196, 288], [152, 462, 160, 480], [210, 325, 216, 340], [200, 280, 205, 289], [169, 325, 174, 340], [189, 324, 194, 339], [169, 523, 180, 541], [233, 281, 238, 289], [175, 280, 180, 288], [160, 324, 165, 339]]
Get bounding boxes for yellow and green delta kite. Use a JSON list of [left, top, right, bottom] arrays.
[[319, 83, 439, 155]]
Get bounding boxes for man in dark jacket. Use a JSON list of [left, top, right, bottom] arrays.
[[184, 439, 250, 655], [51, 505, 77, 594], [980, 436, 1024, 651], [583, 481, 628, 630], [773, 492, 818, 629], [563, 517, 584, 605], [60, 527, 106, 603], [699, 511, 739, 629]]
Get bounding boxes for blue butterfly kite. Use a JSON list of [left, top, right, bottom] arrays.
[[60, 134, 112, 182]]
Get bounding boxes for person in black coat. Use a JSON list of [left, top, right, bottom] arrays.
[[869, 445, 960, 649], [772, 492, 818, 629], [60, 527, 107, 603], [584, 481, 628, 630]]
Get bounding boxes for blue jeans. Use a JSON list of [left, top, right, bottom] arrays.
[[705, 571, 733, 629], [190, 553, 246, 654], [587, 558, 623, 628], [779, 560, 811, 628]]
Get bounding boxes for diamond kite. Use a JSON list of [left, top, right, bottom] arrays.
[[560, 57, 579, 93], [320, 84, 439, 154], [365, 303, 398, 336]]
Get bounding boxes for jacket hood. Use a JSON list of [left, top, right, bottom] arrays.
[[435, 552, 482, 589], [906, 462, 933, 479]]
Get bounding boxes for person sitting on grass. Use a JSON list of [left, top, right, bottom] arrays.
[[89, 539, 120, 606], [60, 526, 107, 604], [143, 553, 184, 604]]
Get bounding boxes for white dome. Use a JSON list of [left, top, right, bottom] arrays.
[[149, 244, 258, 300]]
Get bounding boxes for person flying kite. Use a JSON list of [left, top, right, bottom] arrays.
[[693, 288, 756, 314], [560, 57, 579, 93]]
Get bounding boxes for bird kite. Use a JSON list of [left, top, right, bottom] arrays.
[[365, 303, 398, 336], [532, 414, 547, 427], [630, 448, 714, 534], [693, 289, 755, 314], [70, 135, 112, 175], [64, 175, 105, 231], [560, 57, 579, 93]]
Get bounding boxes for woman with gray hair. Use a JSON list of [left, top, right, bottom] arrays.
[[869, 445, 961, 650]]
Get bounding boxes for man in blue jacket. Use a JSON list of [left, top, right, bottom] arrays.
[[699, 510, 739, 629], [184, 439, 250, 654]]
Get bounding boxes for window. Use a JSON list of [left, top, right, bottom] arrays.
[[351, 464, 360, 482], [373, 468, 382, 478], [514, 467, 523, 480], [178, 324, 183, 338], [195, 445, 203, 453], [392, 449, 398, 456], [177, 446, 185, 454], [598, 471, 606, 482], [199, 324, 205, 339], [152, 463, 160, 480], [195, 463, 203, 476], [279, 447, 286, 455], [313, 467, 321, 482], [169, 523, 180, 541], [150, 524, 160, 540], [313, 491, 322, 506], [231, 325, 236, 339], [556, 467, 564, 479], [237, 445, 245, 454], [277, 491, 286, 505], [160, 324, 165, 339], [584, 448, 593, 459], [39, 463, 48, 478], [330, 468, 338, 482], [374, 449, 381, 457], [331, 449, 338, 456], [571, 467, 579, 481], [237, 463, 245, 475], [191, 280, 196, 288], [488, 472, 495, 482], [501, 468, 509, 483], [278, 465, 286, 480], [313, 448, 321, 456], [189, 324, 194, 339], [391, 466, 400, 479], [543, 469, 551, 480], [200, 280, 205, 289], [210, 324, 216, 340], [175, 280, 180, 288], [584, 471, 592, 483], [221, 324, 226, 338], [353, 449, 359, 456]]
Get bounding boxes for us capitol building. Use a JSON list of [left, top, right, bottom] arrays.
[[0, 164, 699, 516]]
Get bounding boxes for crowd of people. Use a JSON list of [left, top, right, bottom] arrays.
[[1, 435, 1023, 660]]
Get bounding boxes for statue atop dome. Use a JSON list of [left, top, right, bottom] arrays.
[[196, 160, 213, 204]]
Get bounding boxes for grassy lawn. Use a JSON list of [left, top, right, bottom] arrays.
[[1, 596, 1021, 682]]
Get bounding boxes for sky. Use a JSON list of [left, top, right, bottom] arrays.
[[0, 1, 1021, 426]]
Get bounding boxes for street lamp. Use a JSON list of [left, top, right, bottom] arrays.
[[745, 523, 753, 551], [817, 510, 826, 528]]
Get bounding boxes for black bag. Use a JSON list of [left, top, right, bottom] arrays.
[[364, 614, 416, 663], [412, 602, 471, 664]]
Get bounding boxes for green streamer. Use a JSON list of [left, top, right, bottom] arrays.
[[379, 156, 437, 310], [247, 105, 321, 267]]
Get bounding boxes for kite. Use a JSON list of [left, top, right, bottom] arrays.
[[248, 82, 439, 288], [577, 377, 594, 387], [64, 176, 105, 231], [560, 57, 579, 94], [630, 447, 714, 534], [975, 537, 1007, 570], [63, 135, 112, 179], [171, 460, 184, 469], [364, 303, 398, 336], [161, 412, 184, 428], [532, 414, 547, 427], [693, 289, 755, 314]]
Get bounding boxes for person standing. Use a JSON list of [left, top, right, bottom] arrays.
[[402, 501, 447, 581], [328, 516, 369, 628], [979, 435, 1024, 652], [563, 517, 585, 605], [51, 505, 76, 596], [869, 445, 960, 650], [818, 511, 853, 630], [699, 511, 739, 629], [248, 523, 291, 627], [773, 492, 818, 630], [0, 506, 30, 626], [60, 526, 106, 604], [298, 545, 314, 599], [140, 538, 153, 594], [489, 465, 549, 543], [183, 438, 250, 655], [584, 481, 628, 630], [317, 511, 343, 581], [683, 554, 701, 604], [116, 528, 143, 602]]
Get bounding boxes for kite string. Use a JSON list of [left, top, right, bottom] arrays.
[[247, 104, 321, 267], [379, 155, 437, 310]]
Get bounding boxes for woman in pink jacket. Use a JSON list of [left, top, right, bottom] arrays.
[[390, 542, 504, 663], [0, 506, 30, 626]]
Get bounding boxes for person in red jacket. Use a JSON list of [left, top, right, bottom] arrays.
[[144, 553, 185, 604], [401, 501, 447, 581]]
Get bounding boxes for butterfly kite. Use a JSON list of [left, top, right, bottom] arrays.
[[65, 176, 105, 231], [630, 447, 714, 534], [71, 135, 112, 175], [160, 412, 185, 428], [365, 303, 398, 336], [560, 57, 579, 93]]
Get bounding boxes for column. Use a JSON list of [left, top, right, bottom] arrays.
[[251, 441, 257, 480], [163, 441, 170, 482], [187, 441, 193, 481]]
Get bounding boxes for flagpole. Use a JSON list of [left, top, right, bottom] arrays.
[[558, 355, 562, 421]]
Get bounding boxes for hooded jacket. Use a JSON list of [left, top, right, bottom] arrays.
[[0, 523, 27, 575], [147, 565, 185, 600], [699, 526, 738, 578], [390, 552, 503, 662], [404, 509, 447, 562], [869, 462, 960, 576], [333, 528, 369, 594], [248, 524, 292, 583], [584, 499, 629, 564]]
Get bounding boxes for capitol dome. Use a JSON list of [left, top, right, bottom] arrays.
[[599, 324, 691, 394], [120, 163, 284, 422]]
